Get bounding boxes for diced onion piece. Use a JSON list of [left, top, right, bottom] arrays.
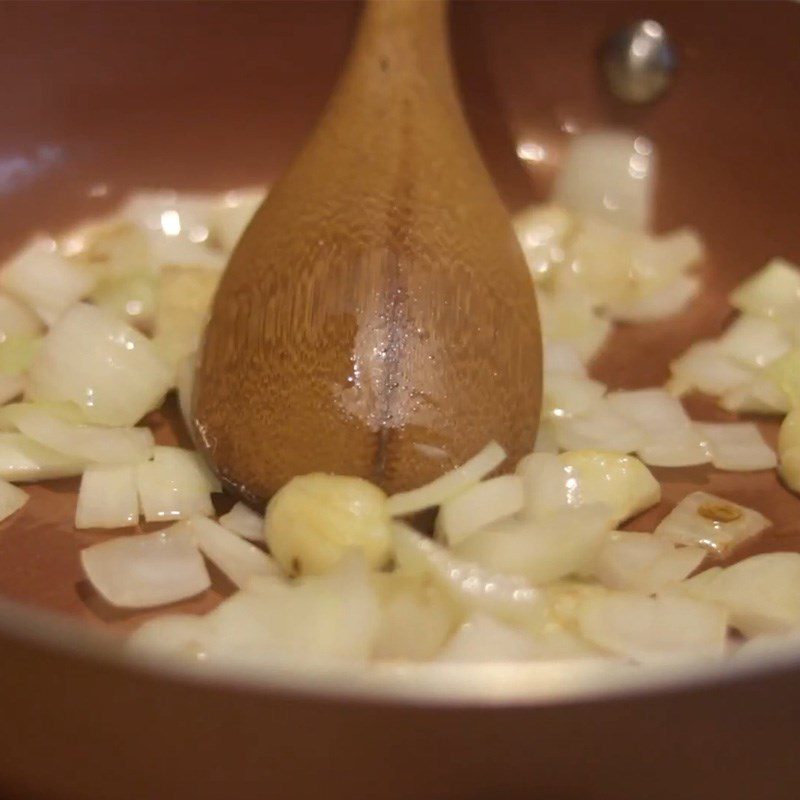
[[0, 292, 41, 340], [436, 613, 539, 663], [208, 189, 265, 252], [0, 336, 41, 376], [593, 532, 705, 593], [14, 408, 154, 464], [517, 451, 659, 526], [0, 477, 28, 522], [543, 373, 606, 421], [717, 315, 790, 369], [136, 446, 214, 522], [0, 238, 95, 324], [184, 516, 279, 587], [512, 204, 573, 283], [778, 407, 800, 454], [554, 401, 644, 454], [392, 522, 544, 623], [606, 275, 700, 323], [265, 473, 391, 576], [697, 422, 776, 471], [152, 265, 219, 369], [778, 446, 800, 494], [75, 464, 139, 529], [81, 527, 210, 609], [542, 340, 587, 377], [27, 303, 172, 426], [64, 220, 153, 277], [681, 553, 800, 637], [578, 592, 728, 664], [454, 504, 613, 585], [630, 228, 704, 285], [537, 290, 611, 363], [719, 375, 790, 415], [219, 501, 264, 542], [436, 476, 524, 547], [205, 553, 380, 664], [0, 432, 86, 481], [668, 341, 754, 397], [0, 375, 23, 406], [654, 491, 770, 558], [92, 272, 156, 331], [766, 348, 800, 405], [605, 389, 711, 467], [729, 258, 800, 321], [127, 614, 211, 660], [387, 441, 506, 516], [533, 421, 559, 454], [554, 131, 655, 231]]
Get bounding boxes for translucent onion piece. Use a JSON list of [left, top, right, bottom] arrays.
[[681, 553, 800, 637], [512, 204, 573, 283], [436, 475, 524, 547], [454, 504, 613, 585], [533, 421, 559, 454], [719, 375, 790, 415], [729, 258, 800, 321], [0, 432, 86, 482], [542, 340, 587, 377], [0, 401, 86, 432], [554, 131, 655, 231], [75, 464, 139, 529], [766, 348, 800, 405], [0, 375, 23, 406], [578, 592, 727, 664], [0, 292, 41, 341], [654, 491, 770, 558], [91, 272, 157, 331], [80, 528, 210, 609], [372, 573, 456, 661], [127, 614, 211, 661], [392, 522, 544, 623], [387, 440, 506, 516], [543, 373, 606, 421], [183, 516, 279, 587], [778, 407, 800, 454], [265, 473, 391, 577], [516, 452, 581, 521], [136, 446, 214, 522], [64, 220, 152, 277], [537, 289, 611, 363], [0, 237, 96, 325], [606, 274, 700, 324], [218, 501, 264, 542], [436, 613, 539, 663], [717, 315, 790, 369], [668, 341, 754, 398], [15, 409, 154, 465], [27, 303, 172, 426], [0, 336, 41, 376], [554, 401, 644, 454], [778, 446, 800, 494], [0, 476, 28, 522], [630, 228, 704, 286], [697, 422, 776, 471], [208, 189, 265, 252], [593, 532, 705, 594]]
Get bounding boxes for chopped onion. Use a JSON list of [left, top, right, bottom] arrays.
[[697, 422, 776, 471], [543, 373, 606, 421], [0, 432, 86, 481], [0, 336, 41, 376], [387, 440, 506, 516], [175, 352, 196, 434], [27, 303, 172, 426], [765, 348, 800, 405], [127, 614, 211, 660], [606, 389, 710, 467], [578, 592, 728, 664], [184, 516, 279, 587], [542, 340, 587, 377], [14, 408, 154, 464], [0, 238, 96, 324], [719, 375, 790, 415], [681, 553, 800, 637], [729, 258, 800, 321], [0, 375, 23, 406], [65, 220, 152, 277], [533, 421, 559, 454], [391, 522, 544, 623], [717, 315, 790, 369], [554, 131, 655, 231], [593, 532, 705, 594], [554, 401, 644, 454], [91, 272, 156, 331], [218, 501, 264, 542], [778, 407, 800, 454], [208, 189, 265, 252], [0, 476, 28, 522], [75, 464, 139, 529], [0, 292, 41, 341], [606, 274, 700, 324], [136, 446, 215, 522], [654, 491, 770, 558], [454, 504, 613, 585], [80, 528, 210, 609], [0, 401, 86, 432], [436, 475, 524, 547], [668, 341, 754, 398], [537, 289, 611, 363], [435, 613, 539, 663], [629, 228, 704, 285], [779, 446, 800, 494]]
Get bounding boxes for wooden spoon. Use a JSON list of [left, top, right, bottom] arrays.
[[192, 0, 541, 507]]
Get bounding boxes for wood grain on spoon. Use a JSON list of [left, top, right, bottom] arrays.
[[193, 0, 542, 506]]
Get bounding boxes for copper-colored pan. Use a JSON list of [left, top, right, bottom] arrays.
[[0, 3, 798, 798]]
